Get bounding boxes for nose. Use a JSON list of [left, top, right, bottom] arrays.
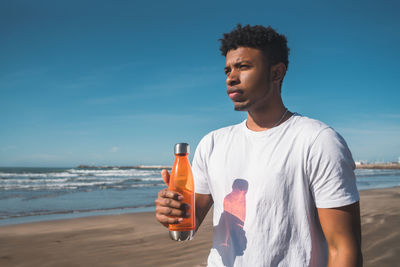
[[226, 69, 240, 87]]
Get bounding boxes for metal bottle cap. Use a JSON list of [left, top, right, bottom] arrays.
[[174, 143, 190, 154]]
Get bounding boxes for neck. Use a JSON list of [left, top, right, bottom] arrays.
[[246, 99, 290, 131]]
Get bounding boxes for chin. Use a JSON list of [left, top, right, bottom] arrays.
[[233, 102, 250, 111], [234, 106, 247, 111]]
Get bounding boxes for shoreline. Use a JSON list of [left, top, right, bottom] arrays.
[[1, 185, 398, 227], [0, 187, 399, 267], [74, 164, 400, 170]]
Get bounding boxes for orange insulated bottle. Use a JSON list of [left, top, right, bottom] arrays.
[[168, 143, 195, 241]]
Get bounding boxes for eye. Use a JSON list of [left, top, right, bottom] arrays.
[[240, 64, 250, 70], [224, 69, 231, 76]]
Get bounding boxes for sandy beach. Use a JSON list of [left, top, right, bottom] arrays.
[[0, 187, 399, 267]]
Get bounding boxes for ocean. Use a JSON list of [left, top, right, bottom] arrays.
[[1, 167, 399, 226]]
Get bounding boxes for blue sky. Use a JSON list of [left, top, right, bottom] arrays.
[[1, 0, 399, 167]]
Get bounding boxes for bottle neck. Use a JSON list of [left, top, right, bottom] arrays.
[[173, 153, 190, 167], [175, 153, 189, 158]]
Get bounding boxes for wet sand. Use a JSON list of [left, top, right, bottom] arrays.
[[0, 187, 399, 267]]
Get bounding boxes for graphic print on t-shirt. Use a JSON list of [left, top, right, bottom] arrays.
[[214, 179, 248, 267]]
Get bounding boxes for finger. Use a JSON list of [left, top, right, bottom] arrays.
[[154, 192, 183, 209], [158, 189, 183, 201], [156, 206, 186, 217], [161, 169, 170, 186], [155, 199, 192, 218], [181, 203, 192, 217], [158, 196, 185, 209], [155, 212, 184, 228], [156, 213, 184, 225]]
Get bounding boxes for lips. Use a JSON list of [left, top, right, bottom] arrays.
[[227, 89, 243, 100]]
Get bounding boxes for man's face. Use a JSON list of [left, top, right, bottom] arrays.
[[224, 47, 272, 112]]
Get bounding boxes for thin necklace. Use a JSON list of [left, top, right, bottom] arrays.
[[272, 108, 289, 128]]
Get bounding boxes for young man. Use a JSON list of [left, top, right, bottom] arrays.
[[155, 24, 362, 267]]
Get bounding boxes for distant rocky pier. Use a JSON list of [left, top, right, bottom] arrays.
[[356, 163, 400, 169]]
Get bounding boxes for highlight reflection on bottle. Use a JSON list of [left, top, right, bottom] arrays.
[[168, 143, 195, 241]]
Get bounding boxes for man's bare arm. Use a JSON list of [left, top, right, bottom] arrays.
[[195, 193, 213, 232], [317, 202, 363, 267]]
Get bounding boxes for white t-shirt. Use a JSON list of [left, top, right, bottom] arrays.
[[192, 113, 359, 267]]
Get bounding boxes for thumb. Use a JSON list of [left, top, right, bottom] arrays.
[[161, 169, 170, 186]]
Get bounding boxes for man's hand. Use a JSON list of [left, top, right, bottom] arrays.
[[155, 169, 190, 227]]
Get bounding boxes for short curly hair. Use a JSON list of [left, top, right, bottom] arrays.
[[219, 24, 290, 70]]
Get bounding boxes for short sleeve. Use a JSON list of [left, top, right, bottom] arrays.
[[307, 127, 359, 208], [192, 134, 212, 194]]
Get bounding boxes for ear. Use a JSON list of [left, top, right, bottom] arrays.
[[270, 63, 287, 84]]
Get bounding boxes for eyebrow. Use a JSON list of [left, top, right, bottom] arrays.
[[224, 60, 252, 71]]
